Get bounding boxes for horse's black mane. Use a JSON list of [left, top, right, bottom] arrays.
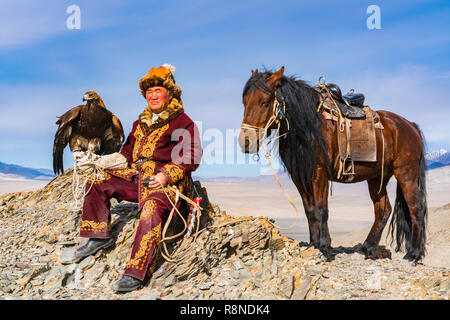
[[243, 70, 329, 195]]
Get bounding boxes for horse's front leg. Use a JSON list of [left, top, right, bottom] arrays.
[[297, 167, 331, 256]]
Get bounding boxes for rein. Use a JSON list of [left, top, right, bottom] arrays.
[[105, 178, 205, 264], [156, 180, 261, 263], [240, 93, 300, 231]]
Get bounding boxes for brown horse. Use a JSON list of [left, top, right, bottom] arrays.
[[238, 67, 428, 262]]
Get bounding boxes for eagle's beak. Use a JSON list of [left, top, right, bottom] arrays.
[[83, 94, 90, 101]]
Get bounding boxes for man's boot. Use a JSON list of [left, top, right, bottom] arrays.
[[111, 275, 144, 292], [74, 238, 115, 261]]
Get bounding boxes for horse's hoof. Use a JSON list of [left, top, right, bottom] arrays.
[[318, 246, 332, 259], [403, 252, 422, 264], [403, 252, 414, 261], [360, 243, 370, 255], [362, 245, 381, 260]]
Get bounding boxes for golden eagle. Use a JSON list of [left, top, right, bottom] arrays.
[[53, 91, 125, 175]]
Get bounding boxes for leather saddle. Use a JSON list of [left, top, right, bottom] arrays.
[[326, 83, 366, 119]]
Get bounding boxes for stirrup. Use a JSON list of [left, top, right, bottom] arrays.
[[342, 158, 355, 176]]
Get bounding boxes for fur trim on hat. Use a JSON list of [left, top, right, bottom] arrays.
[[139, 64, 182, 99]]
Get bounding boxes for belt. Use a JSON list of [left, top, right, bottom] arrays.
[[135, 158, 152, 164]]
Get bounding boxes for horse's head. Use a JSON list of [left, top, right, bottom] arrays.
[[239, 66, 285, 154]]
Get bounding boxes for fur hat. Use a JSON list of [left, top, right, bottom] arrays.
[[139, 64, 182, 99]]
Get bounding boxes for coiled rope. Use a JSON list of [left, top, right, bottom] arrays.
[[241, 95, 300, 232], [71, 154, 98, 209]]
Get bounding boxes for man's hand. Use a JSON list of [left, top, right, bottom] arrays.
[[146, 172, 169, 189]]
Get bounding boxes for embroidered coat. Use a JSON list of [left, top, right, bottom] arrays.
[[106, 110, 202, 210]]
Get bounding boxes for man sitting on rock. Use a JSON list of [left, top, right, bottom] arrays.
[[73, 64, 202, 292]]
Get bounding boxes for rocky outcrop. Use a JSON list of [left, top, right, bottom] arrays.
[[0, 169, 448, 300]]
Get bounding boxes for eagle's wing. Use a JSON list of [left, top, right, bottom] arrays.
[[53, 105, 82, 175], [99, 114, 125, 155]]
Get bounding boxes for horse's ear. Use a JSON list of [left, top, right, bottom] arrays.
[[251, 69, 258, 76], [267, 66, 284, 89]]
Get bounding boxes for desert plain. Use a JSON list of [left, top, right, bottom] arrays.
[[1, 165, 449, 269]]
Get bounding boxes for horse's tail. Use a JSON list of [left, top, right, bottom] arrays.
[[417, 150, 428, 256], [389, 123, 428, 257], [389, 180, 412, 253]]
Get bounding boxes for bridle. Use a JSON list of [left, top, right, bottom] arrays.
[[239, 90, 299, 231], [240, 91, 290, 148]]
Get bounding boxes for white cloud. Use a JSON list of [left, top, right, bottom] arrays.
[[0, 1, 66, 50], [333, 65, 450, 148], [0, 1, 128, 50]]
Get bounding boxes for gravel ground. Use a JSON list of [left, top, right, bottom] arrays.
[[0, 170, 448, 300]]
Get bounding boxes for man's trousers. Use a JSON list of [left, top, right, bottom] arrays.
[[79, 174, 171, 281]]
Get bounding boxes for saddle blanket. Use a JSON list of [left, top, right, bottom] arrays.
[[338, 106, 377, 162]]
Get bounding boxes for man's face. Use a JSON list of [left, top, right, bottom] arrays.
[[145, 86, 173, 113]]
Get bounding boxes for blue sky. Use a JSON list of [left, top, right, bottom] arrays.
[[0, 0, 449, 177]]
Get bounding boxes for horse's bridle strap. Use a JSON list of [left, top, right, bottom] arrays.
[[240, 123, 264, 130], [240, 95, 290, 142]]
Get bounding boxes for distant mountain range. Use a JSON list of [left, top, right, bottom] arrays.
[[0, 148, 448, 181], [425, 149, 450, 169], [0, 162, 54, 181]]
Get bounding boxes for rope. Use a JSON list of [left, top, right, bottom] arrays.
[[241, 95, 300, 231], [69, 153, 279, 264], [377, 129, 385, 194], [152, 105, 299, 261], [71, 158, 97, 209], [103, 171, 295, 265], [159, 185, 185, 262], [156, 179, 266, 263], [261, 142, 300, 231], [318, 82, 365, 179], [238, 80, 387, 238], [71, 152, 119, 209], [317, 81, 385, 193], [156, 179, 207, 263]]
